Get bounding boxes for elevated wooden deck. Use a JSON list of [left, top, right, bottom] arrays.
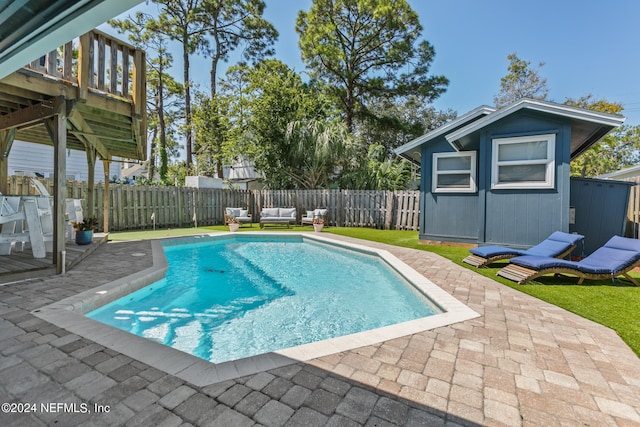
[[0, 29, 146, 164], [0, 29, 146, 274]]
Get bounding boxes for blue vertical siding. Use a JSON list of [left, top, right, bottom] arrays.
[[419, 139, 478, 243], [480, 114, 571, 247], [483, 191, 563, 247], [418, 110, 578, 247], [569, 177, 632, 255]]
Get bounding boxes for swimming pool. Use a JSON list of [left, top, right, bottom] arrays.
[[87, 235, 440, 363], [34, 233, 479, 386]]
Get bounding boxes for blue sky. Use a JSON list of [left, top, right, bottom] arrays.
[[109, 0, 640, 125]]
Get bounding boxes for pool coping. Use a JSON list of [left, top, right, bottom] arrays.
[[32, 232, 479, 387]]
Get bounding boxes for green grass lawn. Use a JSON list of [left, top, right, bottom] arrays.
[[109, 225, 640, 357]]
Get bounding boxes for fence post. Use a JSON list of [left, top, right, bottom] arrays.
[[176, 186, 183, 227], [384, 191, 394, 230], [337, 190, 343, 227]]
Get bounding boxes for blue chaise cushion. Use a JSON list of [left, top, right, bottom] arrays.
[[510, 236, 640, 275], [470, 231, 583, 259], [525, 231, 583, 257], [470, 246, 527, 258]]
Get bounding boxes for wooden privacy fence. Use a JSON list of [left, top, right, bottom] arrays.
[[622, 177, 640, 238], [254, 189, 419, 230], [5, 177, 420, 232]]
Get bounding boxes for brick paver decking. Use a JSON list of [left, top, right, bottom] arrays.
[[1, 235, 639, 426]]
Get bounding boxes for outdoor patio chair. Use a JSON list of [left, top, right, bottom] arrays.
[[301, 208, 328, 226], [462, 231, 584, 268], [0, 196, 28, 255], [496, 235, 640, 286], [224, 207, 252, 227]]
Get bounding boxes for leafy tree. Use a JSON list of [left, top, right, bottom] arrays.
[[282, 119, 353, 189], [218, 64, 252, 149], [358, 96, 457, 154], [151, 0, 210, 172], [110, 11, 184, 183], [155, 109, 185, 181], [296, 0, 448, 133], [192, 93, 232, 177], [494, 52, 548, 107], [339, 144, 411, 190], [237, 60, 333, 188], [166, 161, 188, 186], [565, 95, 640, 177], [202, 0, 277, 97]]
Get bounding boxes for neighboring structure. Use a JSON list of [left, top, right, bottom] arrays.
[[8, 140, 120, 182], [223, 157, 264, 190], [121, 162, 149, 183], [185, 176, 224, 189], [597, 164, 640, 180], [395, 98, 625, 248]]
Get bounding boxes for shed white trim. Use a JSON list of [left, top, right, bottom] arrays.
[[445, 99, 625, 157], [394, 106, 495, 165]]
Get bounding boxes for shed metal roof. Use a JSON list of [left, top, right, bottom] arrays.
[[394, 105, 496, 165], [445, 99, 625, 159], [395, 99, 625, 166]]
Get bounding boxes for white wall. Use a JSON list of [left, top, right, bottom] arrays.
[[8, 140, 120, 182]]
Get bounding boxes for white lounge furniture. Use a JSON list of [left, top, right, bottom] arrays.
[[0, 196, 29, 255], [0, 195, 53, 258], [259, 207, 297, 228], [30, 177, 84, 241], [0, 178, 85, 258], [66, 198, 84, 240], [224, 207, 252, 227], [301, 208, 328, 226]]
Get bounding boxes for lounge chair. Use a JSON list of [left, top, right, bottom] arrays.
[[0, 196, 28, 255], [497, 235, 640, 286], [301, 208, 328, 226], [224, 207, 252, 227], [462, 231, 584, 268]]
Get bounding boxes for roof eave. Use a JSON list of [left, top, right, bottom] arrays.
[[570, 125, 619, 160], [397, 152, 421, 167], [446, 98, 625, 148], [394, 105, 496, 158]]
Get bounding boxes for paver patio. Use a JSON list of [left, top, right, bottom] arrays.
[[1, 234, 639, 426]]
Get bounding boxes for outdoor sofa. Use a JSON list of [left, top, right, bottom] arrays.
[[224, 207, 252, 227], [259, 207, 296, 228], [462, 231, 584, 268], [497, 235, 640, 286]]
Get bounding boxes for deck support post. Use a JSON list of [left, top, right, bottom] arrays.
[[44, 97, 67, 273], [0, 128, 16, 194], [85, 148, 96, 218], [102, 159, 109, 233]]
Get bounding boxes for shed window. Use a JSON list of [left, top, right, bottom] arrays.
[[491, 134, 555, 189], [432, 151, 477, 193]]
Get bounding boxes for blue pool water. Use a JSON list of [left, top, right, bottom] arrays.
[[87, 235, 438, 363]]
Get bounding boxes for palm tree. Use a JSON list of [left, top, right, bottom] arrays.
[[282, 119, 352, 189]]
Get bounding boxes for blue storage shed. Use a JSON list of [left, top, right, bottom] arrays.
[[569, 177, 633, 255], [395, 98, 625, 249]]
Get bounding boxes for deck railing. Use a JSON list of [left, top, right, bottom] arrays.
[[23, 29, 145, 109]]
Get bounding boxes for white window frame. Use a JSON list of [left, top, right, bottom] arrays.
[[432, 151, 477, 193], [491, 134, 556, 190]]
